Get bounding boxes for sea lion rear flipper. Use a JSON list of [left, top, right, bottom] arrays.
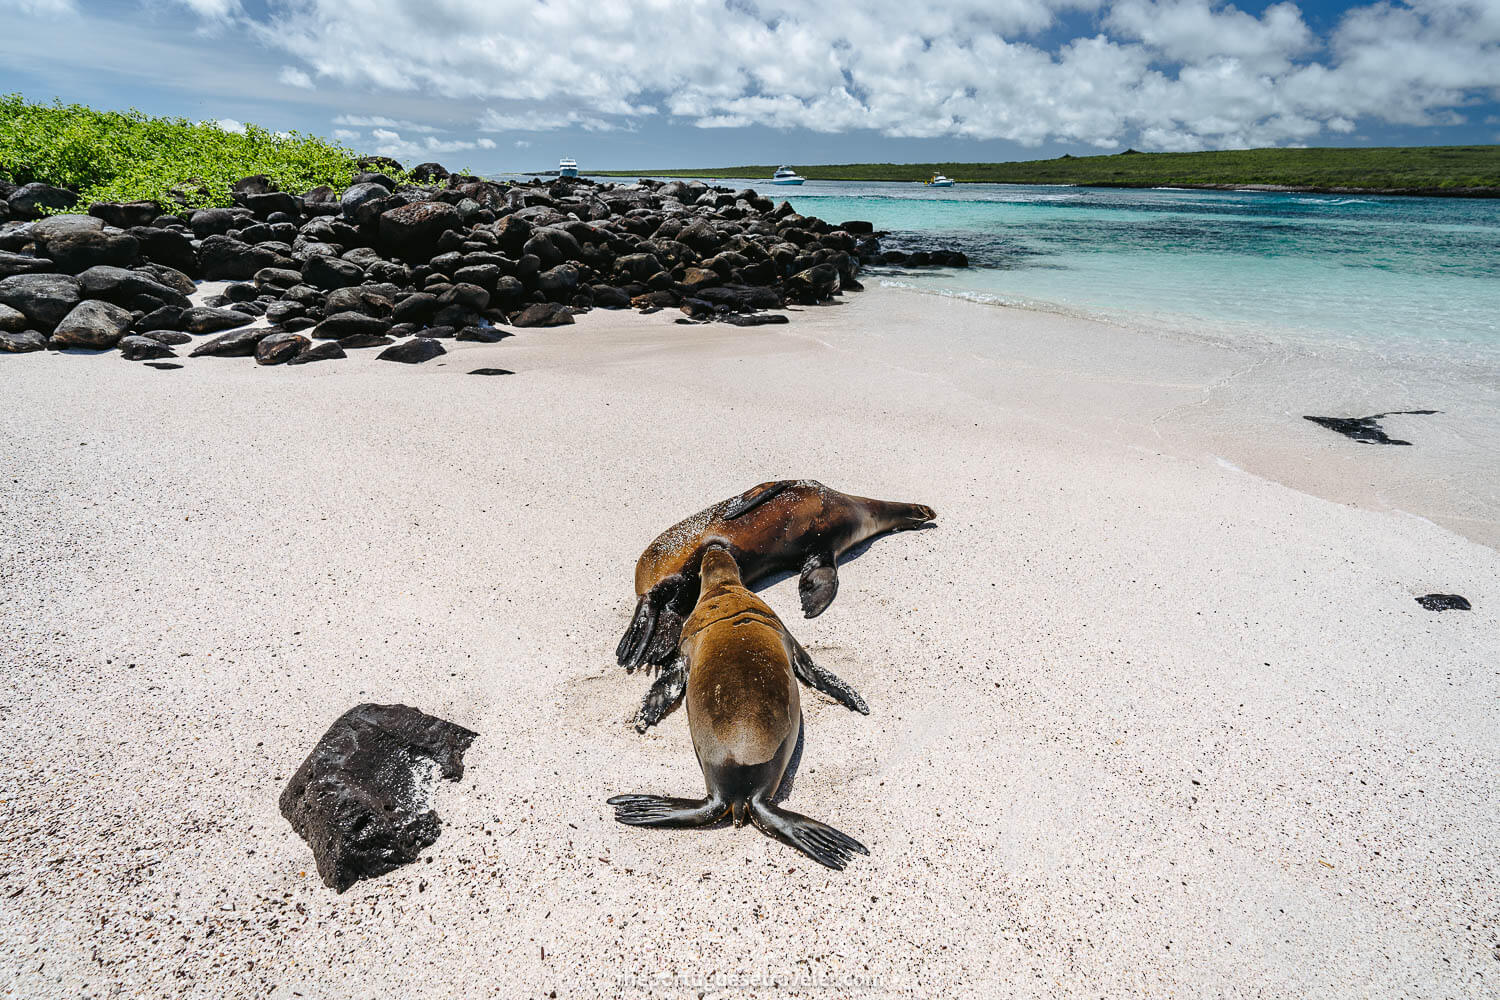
[[749, 799, 868, 871], [798, 551, 839, 618], [791, 639, 868, 715], [634, 655, 688, 732], [723, 480, 795, 520], [607, 794, 726, 828]]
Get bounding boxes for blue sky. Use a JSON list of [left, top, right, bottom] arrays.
[[2, 0, 1497, 173]]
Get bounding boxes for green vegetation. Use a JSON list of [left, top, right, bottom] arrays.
[[0, 94, 374, 210], [594, 145, 1500, 195]]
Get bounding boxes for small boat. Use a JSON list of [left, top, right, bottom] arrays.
[[771, 165, 805, 185], [926, 173, 955, 187], [558, 157, 579, 178]]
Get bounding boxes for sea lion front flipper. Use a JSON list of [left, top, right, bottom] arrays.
[[723, 480, 794, 520], [798, 551, 839, 618], [615, 594, 657, 672], [607, 794, 726, 828], [790, 639, 868, 715], [749, 799, 869, 870], [634, 655, 688, 732]]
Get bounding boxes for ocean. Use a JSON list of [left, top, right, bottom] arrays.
[[750, 180, 1500, 364]]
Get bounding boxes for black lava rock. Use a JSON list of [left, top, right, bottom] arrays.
[[278, 703, 478, 893], [0, 273, 82, 331], [255, 331, 311, 365], [510, 302, 574, 328], [1415, 593, 1471, 611], [1303, 411, 1439, 446], [49, 299, 134, 349], [286, 340, 347, 365], [189, 326, 273, 357], [117, 334, 178, 360], [0, 328, 47, 352], [376, 337, 446, 364]]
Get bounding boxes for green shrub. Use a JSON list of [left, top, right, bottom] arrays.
[[0, 94, 382, 210]]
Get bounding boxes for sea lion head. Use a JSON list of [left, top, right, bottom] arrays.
[[698, 544, 744, 593]]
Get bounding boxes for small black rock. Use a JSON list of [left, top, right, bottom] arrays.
[[468, 368, 515, 376], [1415, 594, 1471, 612], [1303, 411, 1438, 446], [376, 337, 446, 364]]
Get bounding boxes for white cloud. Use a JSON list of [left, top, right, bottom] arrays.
[[333, 114, 442, 134], [367, 128, 500, 161], [477, 109, 620, 132], [331, 128, 361, 142], [213, 117, 246, 133], [7, 0, 77, 13], [163, 0, 1500, 150], [278, 65, 314, 89]]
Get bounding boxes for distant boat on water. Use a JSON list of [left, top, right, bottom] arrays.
[[558, 157, 579, 178], [926, 173, 955, 187], [771, 165, 805, 185]]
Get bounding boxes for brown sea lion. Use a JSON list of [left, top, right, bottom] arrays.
[[616, 479, 935, 730], [607, 547, 869, 870]]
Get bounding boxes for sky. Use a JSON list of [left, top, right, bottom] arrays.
[[1, 0, 1498, 173]]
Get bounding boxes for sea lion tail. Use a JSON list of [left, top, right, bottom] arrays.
[[606, 794, 725, 828], [749, 800, 869, 871]]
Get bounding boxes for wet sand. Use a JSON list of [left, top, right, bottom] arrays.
[[1, 287, 1496, 998]]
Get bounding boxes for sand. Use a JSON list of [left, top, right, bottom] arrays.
[[1, 287, 1496, 998]]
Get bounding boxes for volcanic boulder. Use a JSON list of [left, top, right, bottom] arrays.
[[278, 703, 478, 892]]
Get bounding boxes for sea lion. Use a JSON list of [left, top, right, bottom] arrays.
[[616, 479, 935, 730], [607, 547, 870, 870]]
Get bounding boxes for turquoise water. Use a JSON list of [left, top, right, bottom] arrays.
[[737, 179, 1500, 362]]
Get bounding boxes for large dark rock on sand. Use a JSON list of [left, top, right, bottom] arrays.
[[314, 311, 391, 341], [1415, 593, 1470, 612], [0, 328, 47, 352], [377, 337, 446, 364], [287, 340, 346, 365], [278, 703, 478, 893], [1303, 410, 1439, 446], [255, 331, 311, 365], [181, 306, 252, 334], [117, 334, 177, 361], [379, 201, 462, 259], [0, 273, 82, 331], [190, 326, 273, 357], [31, 215, 138, 273], [0, 302, 27, 332], [77, 265, 192, 309], [50, 299, 134, 349], [510, 302, 574, 328]]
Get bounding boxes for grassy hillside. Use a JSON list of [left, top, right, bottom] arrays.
[[594, 145, 1500, 195], [0, 94, 371, 209]]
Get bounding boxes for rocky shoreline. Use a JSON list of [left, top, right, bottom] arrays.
[[0, 165, 968, 366]]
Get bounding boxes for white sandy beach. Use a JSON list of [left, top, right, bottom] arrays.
[[1, 285, 1496, 998]]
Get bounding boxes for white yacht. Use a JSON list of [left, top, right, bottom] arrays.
[[926, 173, 955, 187], [771, 165, 805, 185], [558, 157, 579, 178]]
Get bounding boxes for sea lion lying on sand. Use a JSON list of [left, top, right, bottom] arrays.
[[616, 479, 935, 730], [608, 547, 870, 870]]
